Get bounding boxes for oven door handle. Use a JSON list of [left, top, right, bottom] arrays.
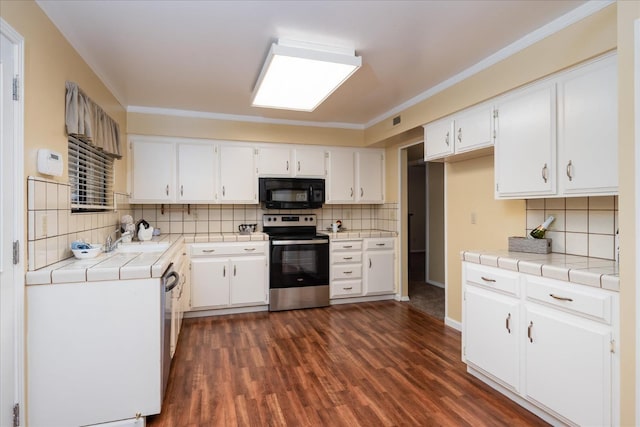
[[271, 239, 328, 245], [163, 271, 180, 292]]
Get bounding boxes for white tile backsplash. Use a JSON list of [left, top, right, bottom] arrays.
[[526, 196, 617, 260]]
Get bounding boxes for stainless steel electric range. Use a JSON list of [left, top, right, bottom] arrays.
[[262, 214, 329, 311]]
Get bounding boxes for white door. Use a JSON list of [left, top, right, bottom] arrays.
[[326, 151, 355, 203], [356, 151, 384, 203], [364, 251, 394, 294], [190, 258, 229, 308], [558, 55, 618, 195], [0, 24, 24, 427], [293, 148, 325, 177], [229, 256, 267, 306], [424, 117, 454, 160], [177, 143, 216, 202], [494, 82, 556, 198], [219, 145, 257, 203], [130, 139, 174, 202]]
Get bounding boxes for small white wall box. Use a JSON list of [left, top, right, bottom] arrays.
[[37, 149, 63, 176]]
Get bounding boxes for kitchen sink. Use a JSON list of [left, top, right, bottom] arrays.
[[116, 241, 171, 253]]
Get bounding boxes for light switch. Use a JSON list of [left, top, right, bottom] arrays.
[[470, 212, 477, 224]]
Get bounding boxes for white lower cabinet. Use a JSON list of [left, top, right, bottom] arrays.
[[462, 262, 619, 426], [330, 240, 363, 298], [363, 238, 395, 295], [190, 242, 268, 310]]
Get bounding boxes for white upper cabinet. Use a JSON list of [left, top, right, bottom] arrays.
[[218, 145, 258, 203], [130, 136, 217, 204], [177, 143, 217, 202], [495, 53, 618, 199], [424, 117, 454, 160], [130, 138, 175, 203], [257, 146, 325, 178], [557, 54, 618, 196], [326, 149, 384, 204], [494, 82, 557, 198], [424, 102, 494, 161]]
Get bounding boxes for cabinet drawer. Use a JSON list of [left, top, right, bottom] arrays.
[[525, 276, 613, 324], [331, 280, 362, 298], [332, 252, 362, 264], [332, 240, 362, 251], [365, 238, 394, 250], [332, 265, 362, 280], [464, 263, 519, 296], [190, 242, 265, 257]]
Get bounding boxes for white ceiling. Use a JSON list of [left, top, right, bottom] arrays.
[[37, 0, 597, 129]]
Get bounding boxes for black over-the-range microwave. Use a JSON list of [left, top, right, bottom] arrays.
[[259, 178, 325, 209]]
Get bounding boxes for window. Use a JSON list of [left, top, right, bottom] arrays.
[[68, 135, 114, 212]]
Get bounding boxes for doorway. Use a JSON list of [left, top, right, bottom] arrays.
[[0, 19, 25, 427], [403, 143, 445, 319]]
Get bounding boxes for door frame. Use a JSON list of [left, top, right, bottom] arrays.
[[0, 17, 25, 425]]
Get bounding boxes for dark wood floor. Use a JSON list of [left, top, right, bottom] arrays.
[[148, 301, 548, 426]]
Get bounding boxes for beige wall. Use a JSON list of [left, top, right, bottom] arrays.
[[617, 2, 640, 426], [127, 112, 363, 147], [1, 1, 128, 191]]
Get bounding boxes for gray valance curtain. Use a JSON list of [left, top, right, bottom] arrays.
[[65, 81, 122, 158]]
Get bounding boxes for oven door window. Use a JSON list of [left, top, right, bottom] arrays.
[[270, 243, 329, 288]]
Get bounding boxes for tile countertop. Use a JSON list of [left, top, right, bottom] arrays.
[[321, 229, 397, 239], [461, 250, 620, 292], [26, 232, 269, 286]]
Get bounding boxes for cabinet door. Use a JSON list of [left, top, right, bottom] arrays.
[[454, 104, 494, 153], [130, 139, 174, 202], [424, 118, 454, 160], [525, 305, 611, 426], [257, 146, 291, 177], [177, 143, 217, 202], [190, 258, 229, 308], [326, 151, 355, 203], [364, 251, 394, 294], [356, 151, 384, 203], [230, 256, 267, 306], [219, 145, 257, 203], [294, 148, 326, 177], [464, 286, 520, 391], [558, 55, 617, 195], [495, 82, 556, 198]]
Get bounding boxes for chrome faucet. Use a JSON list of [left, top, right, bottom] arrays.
[[104, 228, 132, 253]]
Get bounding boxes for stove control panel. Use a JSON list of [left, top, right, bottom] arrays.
[[263, 214, 317, 227]]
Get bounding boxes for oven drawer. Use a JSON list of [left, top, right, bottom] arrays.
[[332, 252, 362, 264], [331, 280, 362, 298], [190, 242, 266, 257], [332, 265, 362, 280], [332, 240, 363, 251]]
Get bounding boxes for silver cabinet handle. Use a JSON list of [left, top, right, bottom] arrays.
[[549, 293, 573, 302], [445, 131, 450, 146], [297, 161, 301, 172], [457, 128, 462, 142], [481, 276, 496, 283], [343, 245, 353, 249], [180, 185, 184, 196], [286, 160, 289, 171], [360, 188, 364, 197], [343, 256, 353, 260], [566, 160, 573, 181], [223, 265, 226, 277], [528, 321, 534, 343], [244, 247, 256, 252], [165, 185, 169, 196], [350, 188, 353, 198], [542, 163, 548, 183], [506, 313, 511, 334], [202, 249, 215, 253], [344, 271, 353, 274], [222, 186, 225, 196], [376, 243, 385, 247], [343, 287, 353, 290], [369, 259, 372, 268], [233, 265, 236, 276]]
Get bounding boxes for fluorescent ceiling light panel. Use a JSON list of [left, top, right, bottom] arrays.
[[252, 40, 362, 112]]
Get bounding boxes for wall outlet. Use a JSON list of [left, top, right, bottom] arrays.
[[470, 212, 477, 225]]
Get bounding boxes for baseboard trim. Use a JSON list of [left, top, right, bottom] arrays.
[[330, 294, 395, 305], [184, 305, 269, 318], [425, 280, 445, 289], [445, 317, 462, 331]]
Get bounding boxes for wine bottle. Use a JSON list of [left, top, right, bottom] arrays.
[[529, 215, 555, 239]]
